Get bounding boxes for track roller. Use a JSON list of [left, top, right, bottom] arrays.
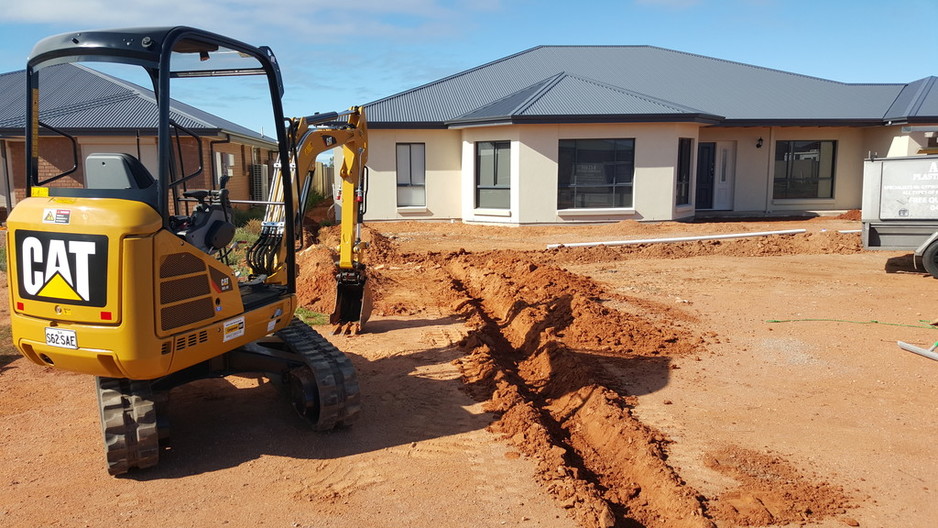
[[276, 318, 361, 430], [95, 377, 162, 476]]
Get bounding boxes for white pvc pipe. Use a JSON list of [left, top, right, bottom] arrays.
[[546, 228, 807, 249], [897, 341, 938, 362]]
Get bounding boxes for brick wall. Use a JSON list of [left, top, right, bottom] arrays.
[[9, 135, 273, 211]]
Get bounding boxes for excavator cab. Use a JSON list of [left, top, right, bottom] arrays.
[[7, 27, 362, 475]]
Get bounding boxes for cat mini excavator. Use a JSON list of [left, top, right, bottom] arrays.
[[6, 27, 370, 475]]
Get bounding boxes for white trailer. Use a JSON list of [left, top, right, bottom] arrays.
[[862, 154, 938, 277]]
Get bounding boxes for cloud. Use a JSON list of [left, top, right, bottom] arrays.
[[0, 0, 499, 40]]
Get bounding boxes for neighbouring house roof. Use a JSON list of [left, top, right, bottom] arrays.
[[366, 45, 938, 128], [0, 63, 275, 146]]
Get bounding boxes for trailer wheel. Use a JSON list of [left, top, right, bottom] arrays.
[[923, 240, 938, 278]]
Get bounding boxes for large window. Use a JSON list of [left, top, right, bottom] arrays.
[[773, 140, 836, 199], [676, 138, 693, 206], [396, 143, 425, 207], [476, 141, 510, 209], [558, 139, 635, 209]]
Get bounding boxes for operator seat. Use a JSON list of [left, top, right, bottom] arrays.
[[85, 152, 155, 190]]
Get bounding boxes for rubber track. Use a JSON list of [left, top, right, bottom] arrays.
[[95, 377, 160, 476], [275, 318, 361, 430]]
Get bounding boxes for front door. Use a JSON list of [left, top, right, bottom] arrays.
[[711, 142, 736, 210], [696, 142, 736, 210], [695, 142, 715, 209]]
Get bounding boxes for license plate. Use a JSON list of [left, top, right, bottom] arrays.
[[45, 327, 78, 349]]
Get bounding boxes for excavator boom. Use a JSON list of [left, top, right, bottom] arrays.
[[248, 107, 371, 332]]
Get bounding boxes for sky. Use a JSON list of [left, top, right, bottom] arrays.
[[0, 0, 935, 135]]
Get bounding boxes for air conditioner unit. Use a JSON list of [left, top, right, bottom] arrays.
[[250, 164, 270, 201]]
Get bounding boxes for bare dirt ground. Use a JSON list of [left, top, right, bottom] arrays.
[[2, 214, 937, 528]]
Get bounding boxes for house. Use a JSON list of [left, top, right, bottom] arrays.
[[363, 45, 938, 223], [0, 63, 280, 213]]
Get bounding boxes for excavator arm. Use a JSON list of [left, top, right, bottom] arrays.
[[248, 107, 370, 331]]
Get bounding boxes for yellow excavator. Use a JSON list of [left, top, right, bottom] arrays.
[[6, 27, 369, 475]]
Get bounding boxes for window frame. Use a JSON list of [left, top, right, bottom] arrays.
[[772, 140, 836, 200], [475, 140, 511, 210], [557, 138, 635, 210], [395, 142, 426, 207]]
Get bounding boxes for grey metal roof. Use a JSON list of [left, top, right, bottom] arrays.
[[0, 63, 274, 145], [884, 76, 938, 123], [448, 72, 722, 125], [367, 45, 937, 128]]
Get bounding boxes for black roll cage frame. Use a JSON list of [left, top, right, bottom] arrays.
[[24, 26, 297, 291]]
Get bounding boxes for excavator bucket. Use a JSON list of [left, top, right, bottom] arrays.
[[330, 269, 372, 334]]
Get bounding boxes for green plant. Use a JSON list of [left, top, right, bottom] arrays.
[[0, 243, 6, 273], [226, 224, 261, 278], [294, 306, 329, 326], [304, 190, 329, 212], [232, 206, 265, 227]]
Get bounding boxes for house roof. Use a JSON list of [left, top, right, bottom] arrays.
[[366, 45, 938, 128], [0, 63, 275, 146]]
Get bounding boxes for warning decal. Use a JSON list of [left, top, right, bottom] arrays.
[[15, 230, 108, 307], [42, 208, 71, 225], [223, 316, 245, 342]]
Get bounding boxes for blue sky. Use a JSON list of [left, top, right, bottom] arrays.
[[1, 0, 935, 134]]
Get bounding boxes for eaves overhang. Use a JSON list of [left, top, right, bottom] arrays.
[[367, 121, 449, 130], [444, 112, 725, 128], [716, 118, 890, 127]]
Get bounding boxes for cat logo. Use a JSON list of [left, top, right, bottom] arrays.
[[15, 230, 108, 307]]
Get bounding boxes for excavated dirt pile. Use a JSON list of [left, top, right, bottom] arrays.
[[545, 231, 862, 266], [443, 252, 712, 528], [704, 446, 853, 526]]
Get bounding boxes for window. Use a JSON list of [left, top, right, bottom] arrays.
[[558, 139, 634, 209], [396, 143, 425, 207], [773, 140, 836, 199], [676, 138, 693, 206], [923, 134, 938, 155], [476, 141, 510, 209]]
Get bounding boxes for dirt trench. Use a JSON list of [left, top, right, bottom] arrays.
[[295, 226, 858, 528], [440, 251, 712, 528]]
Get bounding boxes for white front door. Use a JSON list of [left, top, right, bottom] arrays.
[[712, 141, 736, 210]]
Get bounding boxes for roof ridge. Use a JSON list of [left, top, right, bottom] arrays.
[[445, 73, 560, 122], [907, 76, 938, 116], [532, 44, 909, 88], [512, 72, 568, 115], [558, 71, 710, 114]]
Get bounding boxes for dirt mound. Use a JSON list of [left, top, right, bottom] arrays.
[[548, 230, 862, 266], [835, 209, 861, 221], [295, 225, 403, 316], [445, 251, 712, 527], [704, 446, 853, 525], [295, 245, 337, 314], [447, 253, 702, 357]]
